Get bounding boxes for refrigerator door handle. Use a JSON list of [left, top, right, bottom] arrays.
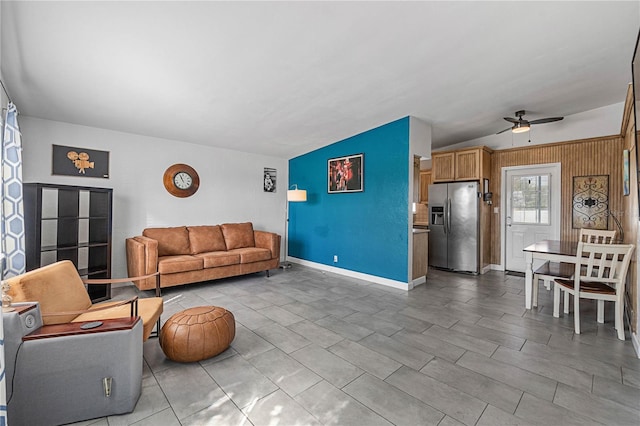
[[447, 197, 452, 234], [442, 200, 446, 234], [443, 198, 447, 234]]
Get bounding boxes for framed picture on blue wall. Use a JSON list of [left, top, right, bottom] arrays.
[[328, 153, 363, 193]]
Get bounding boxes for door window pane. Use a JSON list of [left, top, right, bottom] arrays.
[[511, 174, 550, 224]]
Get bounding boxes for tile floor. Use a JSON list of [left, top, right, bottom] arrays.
[[73, 266, 640, 426]]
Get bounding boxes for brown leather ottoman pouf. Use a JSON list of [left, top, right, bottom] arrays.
[[159, 306, 235, 362]]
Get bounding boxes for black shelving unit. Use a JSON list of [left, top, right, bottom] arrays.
[[23, 183, 113, 302]]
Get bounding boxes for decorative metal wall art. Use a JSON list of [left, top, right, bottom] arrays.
[[572, 175, 609, 230]]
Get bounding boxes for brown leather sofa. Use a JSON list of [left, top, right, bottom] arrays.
[[126, 222, 280, 291]]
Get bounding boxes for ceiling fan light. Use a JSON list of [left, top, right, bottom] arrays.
[[512, 122, 530, 133]]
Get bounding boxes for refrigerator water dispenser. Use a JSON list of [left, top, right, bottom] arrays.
[[431, 206, 444, 225]]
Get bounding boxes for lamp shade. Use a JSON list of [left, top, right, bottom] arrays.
[[287, 189, 307, 202]]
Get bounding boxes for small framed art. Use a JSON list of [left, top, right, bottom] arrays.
[[623, 149, 630, 196], [264, 167, 276, 192], [52, 144, 109, 178]]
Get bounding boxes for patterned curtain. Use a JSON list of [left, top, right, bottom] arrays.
[[1, 102, 25, 279], [0, 108, 4, 426], [0, 102, 24, 424]]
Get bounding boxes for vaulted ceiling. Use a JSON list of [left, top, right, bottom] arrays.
[[1, 1, 638, 158]]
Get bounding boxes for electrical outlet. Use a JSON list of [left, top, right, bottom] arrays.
[[333, 255, 338, 263]]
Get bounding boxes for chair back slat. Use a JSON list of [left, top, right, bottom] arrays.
[[583, 249, 601, 278], [579, 228, 616, 244]]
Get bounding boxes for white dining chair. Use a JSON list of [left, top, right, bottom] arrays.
[[532, 261, 574, 307], [554, 228, 619, 313], [534, 228, 617, 309], [530, 229, 613, 307], [553, 242, 634, 340]]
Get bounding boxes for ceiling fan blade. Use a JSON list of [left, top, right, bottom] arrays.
[[503, 117, 519, 124], [496, 127, 512, 134], [529, 117, 564, 125]]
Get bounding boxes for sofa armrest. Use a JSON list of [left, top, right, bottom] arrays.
[[254, 231, 281, 261], [126, 236, 159, 290]]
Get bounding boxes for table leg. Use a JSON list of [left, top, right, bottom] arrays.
[[524, 251, 533, 309]]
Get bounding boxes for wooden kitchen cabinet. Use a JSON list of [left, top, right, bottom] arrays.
[[412, 229, 428, 280], [431, 146, 492, 182], [431, 152, 455, 182], [455, 148, 483, 181], [419, 170, 431, 203]]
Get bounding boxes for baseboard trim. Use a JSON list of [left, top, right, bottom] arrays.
[[412, 276, 426, 287], [287, 257, 412, 291], [624, 297, 640, 358], [490, 264, 505, 271]]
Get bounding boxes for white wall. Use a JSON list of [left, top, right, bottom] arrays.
[[20, 116, 288, 277], [408, 117, 432, 283], [441, 102, 625, 151]]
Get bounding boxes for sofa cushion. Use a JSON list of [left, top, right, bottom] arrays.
[[221, 222, 255, 250], [187, 225, 227, 254], [143, 226, 190, 256], [194, 252, 241, 268], [229, 247, 272, 264], [158, 255, 204, 274]]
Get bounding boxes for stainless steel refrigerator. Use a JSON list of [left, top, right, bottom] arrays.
[[428, 181, 480, 274]]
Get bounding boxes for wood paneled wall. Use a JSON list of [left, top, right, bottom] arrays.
[[488, 86, 638, 334], [490, 135, 625, 265]]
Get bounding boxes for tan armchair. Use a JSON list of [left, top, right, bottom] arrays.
[[6, 260, 163, 340]]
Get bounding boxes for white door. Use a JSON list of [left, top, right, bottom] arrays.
[[504, 164, 561, 272]]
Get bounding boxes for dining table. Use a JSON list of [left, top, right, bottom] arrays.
[[522, 239, 578, 309]]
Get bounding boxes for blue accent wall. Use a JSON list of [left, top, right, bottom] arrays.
[[289, 117, 410, 283]]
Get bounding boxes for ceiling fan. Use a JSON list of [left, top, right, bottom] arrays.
[[497, 110, 564, 134]]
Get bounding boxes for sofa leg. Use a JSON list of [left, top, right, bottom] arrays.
[[266, 269, 270, 277]]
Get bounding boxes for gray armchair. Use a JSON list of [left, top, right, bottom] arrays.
[[3, 302, 143, 425]]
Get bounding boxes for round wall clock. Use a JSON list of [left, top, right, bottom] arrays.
[[163, 163, 200, 198]]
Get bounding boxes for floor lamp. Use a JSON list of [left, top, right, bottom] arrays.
[[281, 184, 307, 269]]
